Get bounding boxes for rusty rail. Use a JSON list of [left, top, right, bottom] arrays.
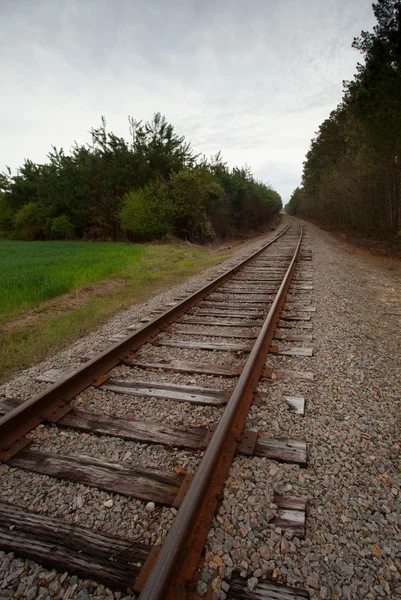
[[138, 225, 303, 599], [0, 224, 292, 461]]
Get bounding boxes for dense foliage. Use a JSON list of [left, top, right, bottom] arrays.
[[0, 114, 281, 242], [286, 0, 401, 239]]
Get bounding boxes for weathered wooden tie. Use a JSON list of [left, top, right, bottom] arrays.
[[284, 305, 316, 312], [290, 284, 313, 290], [128, 358, 242, 377], [182, 317, 265, 327], [155, 339, 252, 352], [254, 437, 307, 465], [172, 327, 258, 339], [0, 398, 306, 462], [214, 289, 276, 296], [102, 379, 229, 406], [227, 578, 309, 599], [271, 494, 307, 538], [207, 296, 274, 304], [58, 410, 209, 449], [8, 450, 184, 506], [285, 396, 306, 415], [0, 502, 149, 590], [280, 314, 311, 322], [200, 301, 268, 310], [277, 320, 313, 330], [191, 309, 265, 319], [270, 347, 314, 357], [273, 331, 313, 342]]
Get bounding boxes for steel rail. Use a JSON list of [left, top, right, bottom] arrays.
[[0, 223, 292, 460], [138, 224, 303, 599]]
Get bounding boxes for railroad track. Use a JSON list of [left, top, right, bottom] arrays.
[[0, 219, 315, 600]]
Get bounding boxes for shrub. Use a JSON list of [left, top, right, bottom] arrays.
[[50, 214, 75, 239], [13, 202, 43, 240], [120, 180, 172, 240]]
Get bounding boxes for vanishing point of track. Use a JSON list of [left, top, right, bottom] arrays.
[[0, 220, 313, 600]]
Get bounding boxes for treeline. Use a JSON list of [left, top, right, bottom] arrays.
[[0, 113, 281, 243], [286, 0, 401, 239]]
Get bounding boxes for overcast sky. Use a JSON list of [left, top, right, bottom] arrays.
[[0, 0, 376, 203]]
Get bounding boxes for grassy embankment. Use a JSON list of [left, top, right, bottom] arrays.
[[0, 240, 228, 382]]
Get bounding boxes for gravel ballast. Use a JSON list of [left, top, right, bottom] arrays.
[[204, 224, 400, 599], [1, 221, 400, 600]]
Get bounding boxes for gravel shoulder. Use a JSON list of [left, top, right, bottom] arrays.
[[262, 221, 400, 599], [301, 220, 401, 598], [203, 222, 400, 599]]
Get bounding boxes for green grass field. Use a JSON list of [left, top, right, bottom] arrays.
[[0, 240, 149, 318], [0, 239, 228, 381]]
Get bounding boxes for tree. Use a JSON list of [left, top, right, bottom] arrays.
[[292, 1, 401, 238], [1, 114, 281, 241], [133, 113, 197, 182], [168, 170, 216, 242]]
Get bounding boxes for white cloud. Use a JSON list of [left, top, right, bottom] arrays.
[[0, 0, 376, 202]]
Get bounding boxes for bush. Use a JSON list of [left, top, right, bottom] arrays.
[[13, 202, 43, 240], [120, 180, 172, 240], [120, 171, 221, 243], [50, 214, 75, 239]]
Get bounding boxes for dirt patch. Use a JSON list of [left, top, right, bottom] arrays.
[[3, 279, 125, 331]]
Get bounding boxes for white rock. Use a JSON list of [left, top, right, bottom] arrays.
[[247, 577, 258, 591]]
